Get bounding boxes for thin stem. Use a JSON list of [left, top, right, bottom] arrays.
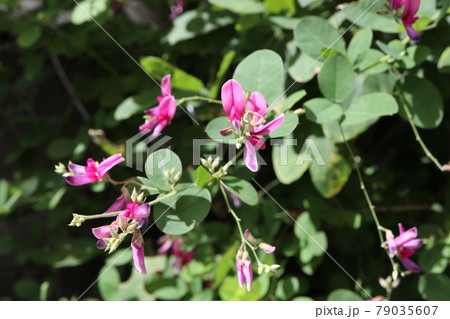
[[219, 184, 262, 265], [395, 85, 445, 171], [177, 96, 222, 105], [223, 148, 245, 171], [338, 124, 397, 271]]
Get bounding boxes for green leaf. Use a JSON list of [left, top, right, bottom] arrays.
[[294, 16, 346, 60], [48, 188, 66, 210], [205, 116, 236, 145], [71, 0, 109, 25], [165, 10, 234, 45], [294, 211, 328, 262], [376, 40, 403, 60], [145, 149, 183, 192], [269, 16, 300, 30], [213, 242, 239, 288], [97, 265, 121, 301], [147, 278, 188, 300], [153, 184, 212, 235], [264, 0, 296, 14], [343, 0, 399, 33], [275, 276, 300, 300], [318, 55, 355, 103], [140, 56, 204, 93], [397, 76, 444, 129], [0, 180, 8, 207], [327, 289, 363, 301], [46, 138, 75, 160], [309, 137, 352, 198], [222, 176, 258, 206], [304, 98, 342, 124], [396, 45, 430, 69], [114, 90, 158, 121], [357, 49, 388, 74], [418, 274, 450, 301], [210, 50, 236, 98], [218, 276, 262, 301], [272, 134, 310, 185], [279, 90, 306, 113], [288, 51, 322, 83], [437, 47, 450, 73], [266, 113, 299, 138], [208, 0, 266, 14], [347, 28, 373, 65], [194, 166, 214, 188], [322, 118, 378, 143], [17, 26, 41, 48], [233, 50, 284, 106], [342, 92, 398, 126]]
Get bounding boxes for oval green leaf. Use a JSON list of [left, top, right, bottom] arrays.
[[318, 55, 355, 103], [145, 149, 183, 192], [233, 49, 284, 106], [304, 98, 343, 124], [153, 184, 212, 235], [222, 176, 258, 206], [294, 16, 346, 60], [342, 92, 398, 127], [205, 116, 236, 145]]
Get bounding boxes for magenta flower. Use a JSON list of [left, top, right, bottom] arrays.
[[390, 0, 421, 41], [131, 233, 146, 274], [92, 201, 151, 274], [157, 236, 194, 275], [220, 80, 285, 172], [171, 239, 195, 275], [170, 0, 184, 20], [387, 223, 423, 272], [65, 153, 124, 186], [259, 242, 276, 254], [139, 74, 177, 140], [236, 248, 252, 291]]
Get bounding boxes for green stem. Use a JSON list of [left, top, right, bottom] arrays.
[[223, 148, 245, 171], [395, 85, 445, 171], [338, 124, 397, 271], [177, 96, 222, 105], [219, 184, 262, 265]]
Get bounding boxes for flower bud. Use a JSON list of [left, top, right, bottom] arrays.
[[259, 242, 276, 254], [54, 163, 68, 175]]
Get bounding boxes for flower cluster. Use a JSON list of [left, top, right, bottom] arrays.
[[390, 0, 421, 41], [92, 192, 151, 274], [158, 235, 195, 275], [220, 80, 285, 172], [386, 223, 423, 272]]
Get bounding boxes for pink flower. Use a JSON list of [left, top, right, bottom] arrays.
[[170, 0, 184, 20], [139, 75, 177, 140], [236, 248, 252, 291], [92, 201, 151, 274], [171, 239, 194, 275], [104, 187, 130, 214], [390, 0, 421, 41], [157, 236, 194, 274], [220, 80, 284, 172], [259, 242, 276, 254], [131, 233, 146, 274], [65, 153, 124, 186], [387, 223, 423, 272]]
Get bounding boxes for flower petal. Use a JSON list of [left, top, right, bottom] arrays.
[[92, 225, 115, 239], [244, 139, 259, 172], [400, 257, 421, 272], [236, 260, 245, 288], [134, 203, 151, 219], [248, 92, 267, 121], [404, 24, 421, 42], [402, 238, 423, 250], [243, 263, 253, 292], [395, 227, 418, 247], [97, 153, 125, 177], [387, 236, 398, 256], [221, 80, 245, 122], [68, 163, 86, 175], [161, 74, 172, 97], [131, 234, 146, 274], [251, 113, 285, 136], [247, 136, 266, 150], [159, 95, 177, 121], [65, 174, 96, 186]]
